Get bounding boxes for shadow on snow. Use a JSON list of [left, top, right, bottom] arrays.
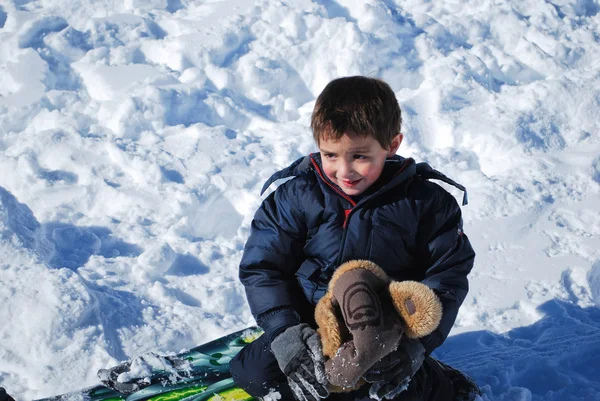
[[434, 299, 600, 401], [42, 222, 142, 270]]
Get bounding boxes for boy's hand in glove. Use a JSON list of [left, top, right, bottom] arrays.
[[270, 323, 329, 401], [364, 337, 426, 400]]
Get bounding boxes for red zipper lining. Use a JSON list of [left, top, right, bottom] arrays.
[[310, 156, 357, 207]]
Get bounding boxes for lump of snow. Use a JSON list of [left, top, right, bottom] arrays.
[[18, 15, 68, 49], [73, 62, 164, 101], [136, 242, 177, 277], [124, 0, 168, 12], [0, 49, 48, 108], [0, 186, 54, 261]]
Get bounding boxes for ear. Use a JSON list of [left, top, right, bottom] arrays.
[[387, 133, 403, 157]]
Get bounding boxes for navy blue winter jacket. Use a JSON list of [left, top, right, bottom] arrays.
[[239, 153, 475, 355]]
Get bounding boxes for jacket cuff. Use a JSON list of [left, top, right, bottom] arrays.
[[419, 330, 442, 356], [257, 307, 302, 343]]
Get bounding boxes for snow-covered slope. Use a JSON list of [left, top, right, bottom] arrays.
[[1, 0, 599, 399]]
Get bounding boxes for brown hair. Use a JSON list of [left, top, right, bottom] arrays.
[[311, 76, 402, 148]]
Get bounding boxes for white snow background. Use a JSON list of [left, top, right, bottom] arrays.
[[1, 0, 599, 400]]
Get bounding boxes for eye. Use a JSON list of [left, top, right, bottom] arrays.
[[322, 153, 336, 159], [354, 154, 367, 160]]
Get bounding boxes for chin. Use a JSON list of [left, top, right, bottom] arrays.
[[341, 186, 366, 196]]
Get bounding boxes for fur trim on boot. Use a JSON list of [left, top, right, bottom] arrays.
[[388, 281, 443, 338]]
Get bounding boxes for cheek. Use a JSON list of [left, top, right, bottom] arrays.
[[322, 163, 336, 180], [361, 162, 384, 180]]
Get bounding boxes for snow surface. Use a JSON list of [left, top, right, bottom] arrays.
[[0, 0, 599, 400]]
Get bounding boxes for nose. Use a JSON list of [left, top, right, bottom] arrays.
[[338, 160, 354, 178]]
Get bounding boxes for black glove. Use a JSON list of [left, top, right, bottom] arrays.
[[364, 337, 425, 400], [270, 323, 329, 401]]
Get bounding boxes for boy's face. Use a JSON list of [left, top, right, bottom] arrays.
[[318, 133, 402, 196]]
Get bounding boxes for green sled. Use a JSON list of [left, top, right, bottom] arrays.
[[35, 327, 263, 401]]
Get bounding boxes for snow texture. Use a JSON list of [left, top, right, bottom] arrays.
[[0, 0, 599, 400]]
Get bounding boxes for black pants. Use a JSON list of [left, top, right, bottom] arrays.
[[230, 334, 456, 401]]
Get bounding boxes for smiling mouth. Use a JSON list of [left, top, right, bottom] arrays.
[[341, 178, 362, 187]]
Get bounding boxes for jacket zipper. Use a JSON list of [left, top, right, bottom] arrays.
[[309, 156, 357, 215], [310, 156, 356, 207], [310, 156, 357, 267]]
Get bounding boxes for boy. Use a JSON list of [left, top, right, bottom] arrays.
[[230, 76, 478, 401]]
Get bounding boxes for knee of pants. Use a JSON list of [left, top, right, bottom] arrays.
[[231, 353, 262, 394], [229, 353, 248, 385]]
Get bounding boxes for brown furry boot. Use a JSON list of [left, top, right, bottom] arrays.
[[315, 260, 443, 393]]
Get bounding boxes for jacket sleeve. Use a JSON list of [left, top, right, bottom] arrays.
[[414, 182, 475, 355], [239, 180, 308, 340]]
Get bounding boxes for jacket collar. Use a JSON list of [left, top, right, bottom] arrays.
[[260, 154, 314, 195], [261, 153, 468, 206]]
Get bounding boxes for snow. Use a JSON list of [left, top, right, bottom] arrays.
[[99, 352, 191, 386], [0, 0, 599, 400]]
